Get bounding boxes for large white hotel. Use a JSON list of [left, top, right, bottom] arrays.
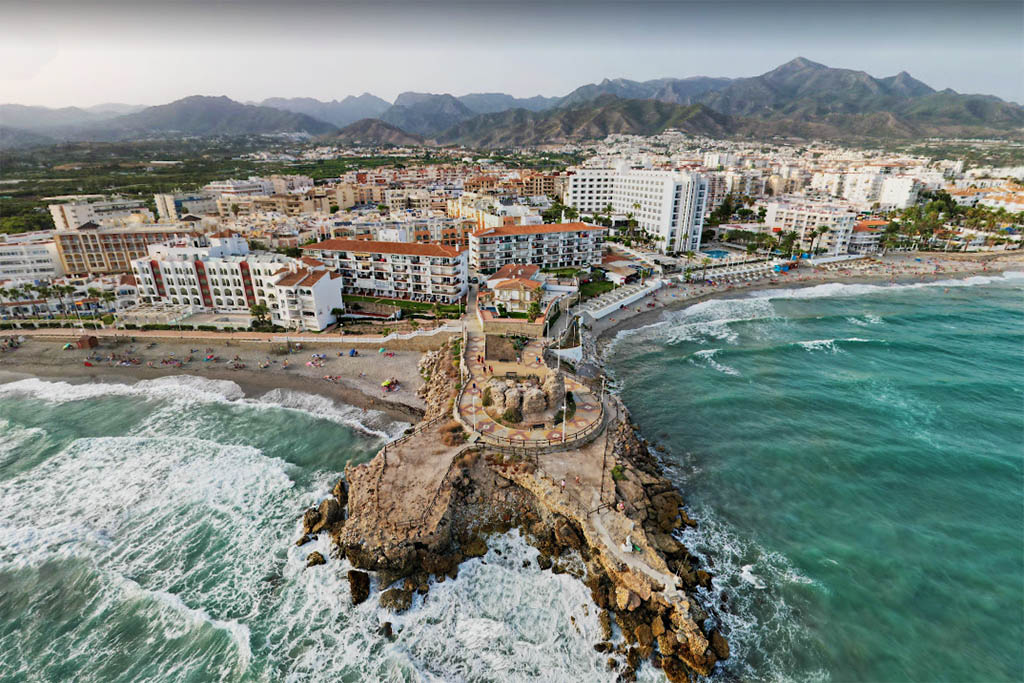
[[301, 239, 468, 304], [468, 222, 606, 273], [565, 167, 708, 254]]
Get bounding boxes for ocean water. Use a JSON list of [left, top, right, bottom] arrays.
[[606, 272, 1024, 682], [0, 376, 651, 682]]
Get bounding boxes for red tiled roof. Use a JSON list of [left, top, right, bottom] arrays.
[[494, 278, 542, 291], [302, 238, 461, 258], [853, 220, 888, 233], [489, 263, 540, 281], [275, 268, 310, 287], [473, 222, 606, 237]]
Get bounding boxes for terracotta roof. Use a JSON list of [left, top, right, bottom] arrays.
[[299, 256, 325, 267], [303, 238, 461, 258], [275, 268, 310, 287], [853, 219, 888, 233], [489, 263, 540, 281], [473, 222, 606, 237], [494, 278, 542, 291], [119, 274, 137, 286], [210, 230, 239, 238]]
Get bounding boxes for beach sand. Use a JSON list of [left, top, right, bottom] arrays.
[[0, 336, 428, 423]]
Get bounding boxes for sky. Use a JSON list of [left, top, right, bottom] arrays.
[[1, 0, 1021, 108]]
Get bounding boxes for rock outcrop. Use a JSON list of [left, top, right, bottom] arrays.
[[348, 570, 370, 605], [307, 340, 726, 681]]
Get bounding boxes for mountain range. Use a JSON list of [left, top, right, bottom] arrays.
[[2, 58, 1021, 149]]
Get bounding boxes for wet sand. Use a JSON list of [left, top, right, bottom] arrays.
[[0, 336, 429, 423]]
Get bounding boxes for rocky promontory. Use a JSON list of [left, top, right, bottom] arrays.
[[296, 338, 728, 680]]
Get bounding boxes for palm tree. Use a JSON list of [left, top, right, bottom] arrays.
[[764, 236, 779, 262], [101, 290, 117, 312], [811, 226, 830, 256], [701, 256, 712, 281]]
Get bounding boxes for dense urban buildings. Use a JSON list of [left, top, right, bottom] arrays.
[[55, 223, 196, 276]]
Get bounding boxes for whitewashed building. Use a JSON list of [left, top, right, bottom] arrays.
[[131, 232, 344, 331], [468, 222, 606, 273], [302, 239, 468, 304], [566, 167, 707, 253]]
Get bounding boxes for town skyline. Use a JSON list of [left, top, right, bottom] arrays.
[[2, 0, 1021, 108]]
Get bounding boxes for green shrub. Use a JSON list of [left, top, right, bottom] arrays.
[[481, 386, 492, 407], [611, 464, 625, 481], [501, 407, 522, 424]]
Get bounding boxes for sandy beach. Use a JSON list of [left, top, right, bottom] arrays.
[[0, 335, 428, 423], [593, 251, 1024, 345]]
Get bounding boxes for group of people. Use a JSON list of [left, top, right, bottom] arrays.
[[0, 336, 21, 353]]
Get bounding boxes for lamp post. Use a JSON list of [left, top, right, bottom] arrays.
[[562, 391, 567, 443], [473, 393, 478, 430]]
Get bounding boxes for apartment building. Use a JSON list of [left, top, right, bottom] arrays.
[[154, 192, 218, 220], [132, 232, 343, 331], [302, 239, 468, 304], [49, 198, 155, 230], [216, 193, 331, 218], [764, 199, 857, 256], [566, 167, 707, 253], [55, 223, 196, 276], [334, 183, 388, 208], [0, 233, 64, 281], [849, 220, 887, 254], [203, 178, 273, 197], [468, 222, 606, 273], [385, 189, 431, 213]]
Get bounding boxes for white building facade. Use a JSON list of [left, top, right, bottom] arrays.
[[131, 233, 344, 331], [302, 239, 468, 304], [764, 199, 857, 256], [468, 222, 606, 273], [0, 234, 65, 281], [566, 167, 707, 253]]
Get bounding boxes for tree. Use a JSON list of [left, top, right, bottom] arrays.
[[701, 256, 712, 281], [101, 290, 116, 311], [526, 300, 541, 322], [250, 303, 270, 327], [811, 226, 830, 255]]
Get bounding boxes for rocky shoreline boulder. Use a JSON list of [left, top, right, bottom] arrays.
[[348, 570, 370, 605]]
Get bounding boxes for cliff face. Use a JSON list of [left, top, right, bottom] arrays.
[[296, 340, 727, 680]]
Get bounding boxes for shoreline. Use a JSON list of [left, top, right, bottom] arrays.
[[0, 348, 426, 425], [594, 252, 1024, 348]]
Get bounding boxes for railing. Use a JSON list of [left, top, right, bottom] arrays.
[[473, 399, 607, 455]]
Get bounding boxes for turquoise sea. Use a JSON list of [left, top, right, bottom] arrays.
[[0, 272, 1021, 682], [0, 377, 636, 682], [606, 272, 1024, 682]]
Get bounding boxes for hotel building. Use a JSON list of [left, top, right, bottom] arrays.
[[132, 232, 344, 331], [763, 199, 857, 256], [565, 167, 708, 253], [468, 222, 606, 273], [301, 239, 468, 304], [55, 223, 196, 276]]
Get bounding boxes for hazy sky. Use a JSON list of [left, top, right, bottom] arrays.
[[2, 0, 1021, 108]]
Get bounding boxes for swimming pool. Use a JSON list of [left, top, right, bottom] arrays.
[[702, 249, 730, 259]]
